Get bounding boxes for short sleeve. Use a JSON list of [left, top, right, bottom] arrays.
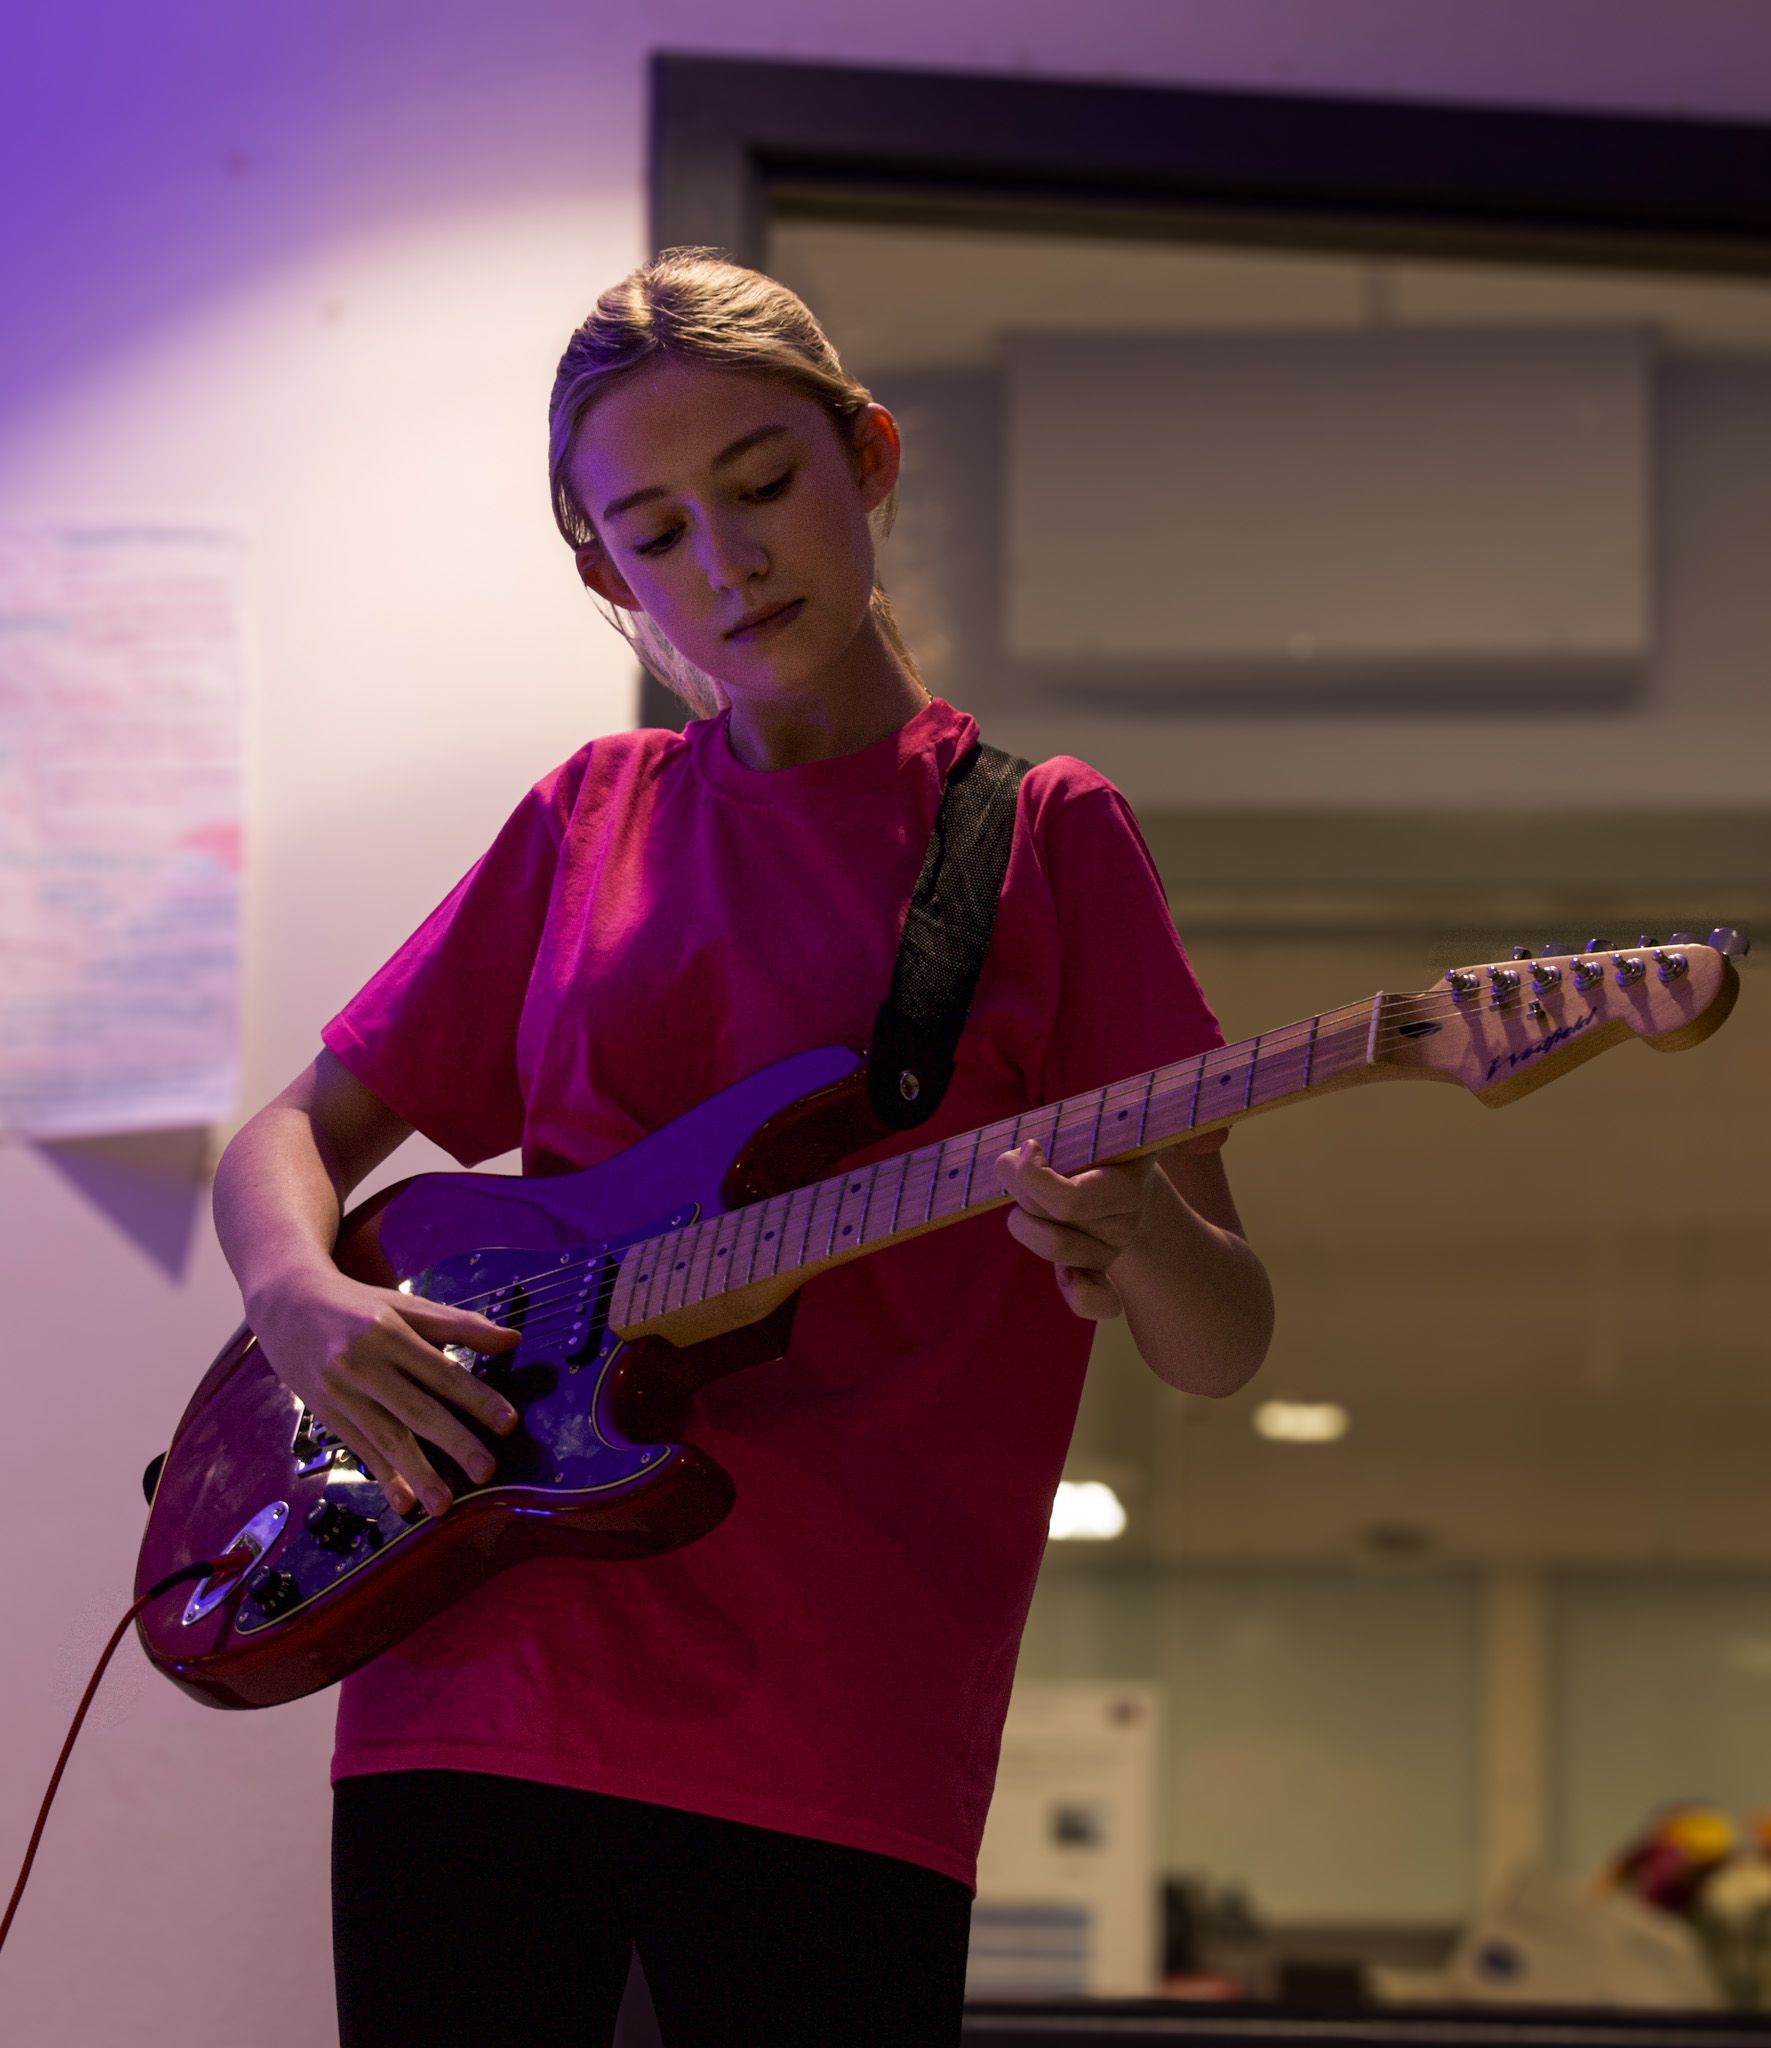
[[319, 772, 569, 1168], [1038, 785, 1229, 1153]]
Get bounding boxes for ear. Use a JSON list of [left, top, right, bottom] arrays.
[[575, 542, 640, 611], [849, 403, 901, 515]]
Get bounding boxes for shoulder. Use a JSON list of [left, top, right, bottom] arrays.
[[1013, 752, 1146, 861], [527, 722, 695, 839]]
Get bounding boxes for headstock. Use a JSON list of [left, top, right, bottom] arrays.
[[1372, 928, 1745, 1105]]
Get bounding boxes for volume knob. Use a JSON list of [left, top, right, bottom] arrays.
[[305, 1498, 366, 1553], [247, 1567, 301, 1618]]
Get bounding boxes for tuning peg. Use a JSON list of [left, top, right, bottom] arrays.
[[1638, 934, 1655, 948], [1708, 926, 1750, 958], [1510, 946, 1534, 960], [1584, 937, 1608, 952], [1667, 931, 1701, 945]]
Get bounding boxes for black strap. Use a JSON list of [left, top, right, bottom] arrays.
[[866, 737, 1032, 1132]]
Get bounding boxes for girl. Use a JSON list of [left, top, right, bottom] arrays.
[[211, 245, 1274, 2047]]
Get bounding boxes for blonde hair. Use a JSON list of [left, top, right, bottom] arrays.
[[547, 245, 921, 721]]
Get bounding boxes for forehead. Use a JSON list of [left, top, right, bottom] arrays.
[[565, 359, 823, 512]]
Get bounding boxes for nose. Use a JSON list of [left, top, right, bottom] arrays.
[[693, 510, 769, 595]]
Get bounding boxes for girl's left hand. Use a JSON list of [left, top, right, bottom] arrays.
[[995, 1138, 1160, 1321]]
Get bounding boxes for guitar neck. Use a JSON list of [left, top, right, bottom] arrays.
[[610, 996, 1380, 1332]]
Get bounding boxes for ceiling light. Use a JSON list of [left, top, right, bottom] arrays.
[[1253, 1399, 1349, 1444], [1049, 1480, 1127, 1541]]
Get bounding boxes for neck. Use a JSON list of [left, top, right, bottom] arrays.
[[721, 622, 928, 771], [612, 996, 1381, 1339]]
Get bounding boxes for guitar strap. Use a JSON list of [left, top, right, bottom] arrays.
[[865, 735, 1032, 1133]]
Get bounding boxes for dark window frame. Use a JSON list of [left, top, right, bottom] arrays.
[[634, 50, 1771, 734]]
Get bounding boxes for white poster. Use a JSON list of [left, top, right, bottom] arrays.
[[0, 524, 246, 1139], [972, 1681, 1164, 1998]]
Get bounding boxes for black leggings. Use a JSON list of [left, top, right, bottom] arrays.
[[332, 1769, 973, 2047]]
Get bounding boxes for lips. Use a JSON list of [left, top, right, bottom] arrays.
[[728, 598, 803, 639]]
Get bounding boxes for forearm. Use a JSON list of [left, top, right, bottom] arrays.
[[1110, 1169, 1274, 1397], [212, 1106, 347, 1318]]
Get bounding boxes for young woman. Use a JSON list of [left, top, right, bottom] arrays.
[[211, 246, 1274, 2047]]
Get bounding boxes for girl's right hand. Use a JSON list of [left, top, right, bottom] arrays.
[[246, 1266, 522, 1518]]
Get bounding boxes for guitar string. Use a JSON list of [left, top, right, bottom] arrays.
[[412, 970, 1673, 1330]]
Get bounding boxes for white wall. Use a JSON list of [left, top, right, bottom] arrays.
[[3, 6, 1768, 2041]]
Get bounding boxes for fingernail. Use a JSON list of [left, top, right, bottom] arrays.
[[424, 1489, 450, 1516]]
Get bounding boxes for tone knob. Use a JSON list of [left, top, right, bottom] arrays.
[[305, 1498, 366, 1553], [247, 1567, 301, 1617]]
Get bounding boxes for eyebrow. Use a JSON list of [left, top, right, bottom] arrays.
[[600, 424, 791, 524]]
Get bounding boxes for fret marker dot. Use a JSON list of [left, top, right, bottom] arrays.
[[947, 1168, 958, 1178], [717, 1247, 727, 1256], [764, 1231, 775, 1241], [842, 1224, 853, 1235], [1116, 1110, 1127, 1120], [675, 1260, 686, 1270]]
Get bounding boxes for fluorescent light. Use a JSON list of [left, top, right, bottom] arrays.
[[1253, 1400, 1349, 1444], [1049, 1480, 1127, 1541]]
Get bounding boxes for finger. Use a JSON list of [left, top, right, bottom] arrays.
[[356, 1411, 459, 1516], [1059, 1264, 1124, 1320], [380, 1309, 521, 1438], [321, 1414, 429, 1516], [1005, 1205, 1129, 1269], [999, 1144, 1146, 1224], [365, 1358, 503, 1491], [394, 1293, 523, 1355]]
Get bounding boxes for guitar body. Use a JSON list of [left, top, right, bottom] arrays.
[[135, 1044, 888, 1710]]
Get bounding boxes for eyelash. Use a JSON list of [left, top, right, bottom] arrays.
[[632, 470, 794, 558]]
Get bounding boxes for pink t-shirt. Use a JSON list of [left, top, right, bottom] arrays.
[[318, 694, 1225, 1891]]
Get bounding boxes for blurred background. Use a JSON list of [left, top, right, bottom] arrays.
[[2, 3, 1768, 2039]]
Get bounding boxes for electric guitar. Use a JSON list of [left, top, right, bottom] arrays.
[[135, 931, 1745, 1710]]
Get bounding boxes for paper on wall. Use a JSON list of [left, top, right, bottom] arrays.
[[0, 524, 246, 1139]]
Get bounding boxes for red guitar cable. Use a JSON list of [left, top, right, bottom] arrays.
[[0, 1545, 254, 1956]]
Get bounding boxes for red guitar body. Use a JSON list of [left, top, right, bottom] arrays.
[[135, 1044, 885, 1710]]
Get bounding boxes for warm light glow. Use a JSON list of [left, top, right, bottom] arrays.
[[1253, 1399, 1350, 1444], [1048, 1480, 1127, 1541]]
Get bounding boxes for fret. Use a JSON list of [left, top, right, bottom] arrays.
[[892, 1146, 933, 1220], [685, 1217, 722, 1306], [1199, 1046, 1246, 1131], [729, 1202, 763, 1289], [832, 1172, 868, 1257], [864, 1155, 906, 1244], [1242, 1035, 1259, 1111], [641, 1227, 679, 1319], [782, 1186, 815, 1273], [1302, 1013, 1319, 1090], [1097, 1076, 1147, 1162], [661, 1228, 696, 1316], [753, 1195, 786, 1281], [927, 1135, 967, 1220], [1085, 1085, 1105, 1168], [817, 1179, 845, 1261], [1024, 1101, 1065, 1170], [1135, 1067, 1154, 1147], [1186, 1053, 1205, 1133], [885, 1152, 909, 1238]]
